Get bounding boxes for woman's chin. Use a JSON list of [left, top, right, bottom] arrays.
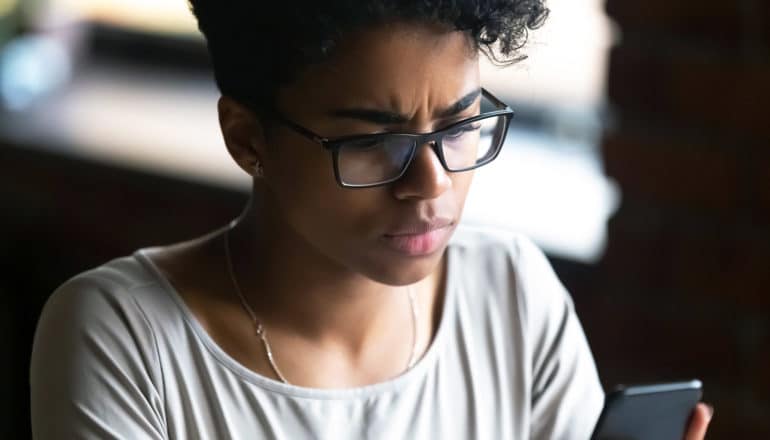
[[354, 245, 448, 287]]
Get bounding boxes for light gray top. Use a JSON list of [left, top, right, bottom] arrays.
[[30, 225, 604, 439]]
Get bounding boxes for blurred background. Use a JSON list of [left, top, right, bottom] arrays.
[[0, 0, 767, 437]]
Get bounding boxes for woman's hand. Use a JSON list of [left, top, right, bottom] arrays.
[[684, 402, 714, 440]]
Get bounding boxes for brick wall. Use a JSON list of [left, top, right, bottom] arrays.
[[593, 0, 770, 436]]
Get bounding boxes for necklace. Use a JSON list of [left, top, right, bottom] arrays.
[[223, 224, 419, 385]]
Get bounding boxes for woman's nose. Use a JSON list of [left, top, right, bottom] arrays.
[[390, 141, 452, 200]]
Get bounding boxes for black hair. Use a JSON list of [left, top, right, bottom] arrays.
[[189, 0, 549, 112]]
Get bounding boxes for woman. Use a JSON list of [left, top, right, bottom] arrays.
[[30, 1, 713, 438]]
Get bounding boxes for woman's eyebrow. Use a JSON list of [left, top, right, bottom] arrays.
[[437, 88, 482, 118], [327, 88, 483, 125]]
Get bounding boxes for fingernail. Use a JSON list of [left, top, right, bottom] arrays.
[[705, 403, 714, 421]]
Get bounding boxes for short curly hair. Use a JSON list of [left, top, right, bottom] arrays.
[[189, 1, 549, 112]]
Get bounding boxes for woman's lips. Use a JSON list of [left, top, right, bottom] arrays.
[[380, 225, 453, 256]]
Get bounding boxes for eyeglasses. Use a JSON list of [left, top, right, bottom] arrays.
[[264, 88, 513, 188]]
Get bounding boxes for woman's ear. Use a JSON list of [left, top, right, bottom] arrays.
[[218, 95, 267, 177]]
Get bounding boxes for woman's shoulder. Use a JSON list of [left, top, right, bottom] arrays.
[[41, 251, 168, 321], [34, 250, 183, 363], [448, 222, 573, 326], [31, 253, 169, 437], [449, 222, 549, 278]]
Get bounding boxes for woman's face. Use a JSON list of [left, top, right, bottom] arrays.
[[258, 22, 480, 285]]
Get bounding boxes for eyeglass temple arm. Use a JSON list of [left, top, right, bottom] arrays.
[[238, 97, 329, 145], [271, 113, 329, 144]]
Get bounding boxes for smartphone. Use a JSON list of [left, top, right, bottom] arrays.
[[590, 379, 703, 440]]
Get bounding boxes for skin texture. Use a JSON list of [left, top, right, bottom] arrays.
[[148, 19, 712, 438]]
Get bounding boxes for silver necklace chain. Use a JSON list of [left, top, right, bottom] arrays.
[[223, 224, 419, 385]]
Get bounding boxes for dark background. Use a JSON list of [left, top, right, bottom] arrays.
[[2, 0, 769, 438]]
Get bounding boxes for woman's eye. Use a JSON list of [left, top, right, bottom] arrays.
[[446, 123, 481, 139], [346, 138, 383, 150]]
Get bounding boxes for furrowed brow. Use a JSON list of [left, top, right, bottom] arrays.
[[328, 88, 482, 125], [328, 108, 409, 125], [437, 89, 482, 118]]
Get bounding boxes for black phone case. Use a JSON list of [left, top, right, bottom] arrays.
[[591, 380, 703, 440]]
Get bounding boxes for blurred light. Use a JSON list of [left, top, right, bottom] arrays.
[[0, 35, 72, 110], [481, 0, 614, 111], [0, 0, 18, 17], [47, 0, 198, 35], [472, 0, 618, 261], [463, 130, 620, 263]]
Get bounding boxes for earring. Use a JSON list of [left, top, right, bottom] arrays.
[[254, 161, 264, 178]]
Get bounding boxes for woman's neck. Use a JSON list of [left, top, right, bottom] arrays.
[[225, 191, 446, 364]]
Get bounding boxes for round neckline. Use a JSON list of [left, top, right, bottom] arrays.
[[134, 244, 458, 400]]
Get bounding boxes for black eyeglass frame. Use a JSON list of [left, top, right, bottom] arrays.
[[257, 88, 514, 188]]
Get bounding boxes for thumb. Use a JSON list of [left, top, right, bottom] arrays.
[[684, 402, 713, 440]]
